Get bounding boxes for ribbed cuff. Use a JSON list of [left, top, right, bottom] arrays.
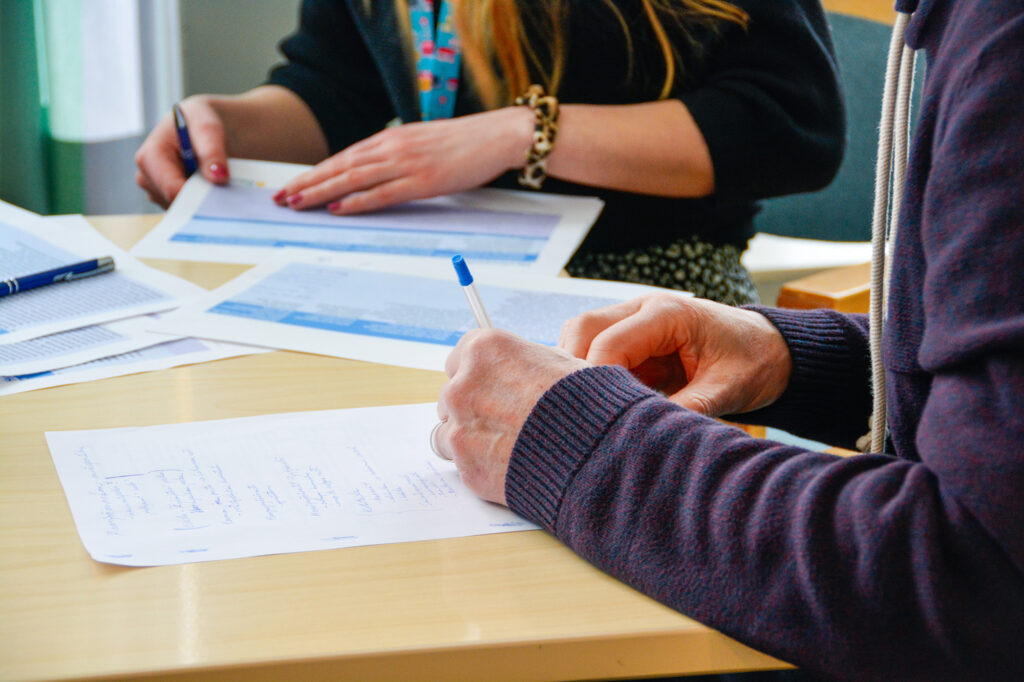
[[740, 306, 870, 431], [506, 365, 656, 531]]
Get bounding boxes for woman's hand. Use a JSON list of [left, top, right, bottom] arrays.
[[135, 86, 328, 208], [135, 96, 231, 208], [559, 293, 792, 417], [434, 329, 588, 506], [274, 107, 533, 214]]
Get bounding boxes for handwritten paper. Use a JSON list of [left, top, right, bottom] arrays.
[[45, 403, 537, 566]]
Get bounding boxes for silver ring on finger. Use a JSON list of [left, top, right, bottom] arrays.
[[430, 416, 451, 461]]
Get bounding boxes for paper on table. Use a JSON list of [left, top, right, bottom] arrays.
[[151, 251, 676, 371], [0, 206, 201, 344], [0, 335, 267, 396], [0, 315, 176, 376], [131, 158, 603, 274], [44, 403, 537, 566], [741, 232, 871, 275]]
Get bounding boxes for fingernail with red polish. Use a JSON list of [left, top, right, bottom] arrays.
[[327, 201, 342, 212], [272, 189, 287, 204], [209, 163, 228, 180], [287, 193, 303, 207]]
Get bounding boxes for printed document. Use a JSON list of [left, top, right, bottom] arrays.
[[151, 252, 672, 371], [0, 315, 176, 376], [45, 403, 537, 566], [0, 206, 200, 344], [131, 159, 603, 273], [1, 334, 265, 396]]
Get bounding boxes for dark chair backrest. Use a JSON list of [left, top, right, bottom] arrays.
[[754, 11, 923, 243]]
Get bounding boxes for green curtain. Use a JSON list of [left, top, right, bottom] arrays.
[[0, 0, 152, 216], [0, 0, 51, 213]]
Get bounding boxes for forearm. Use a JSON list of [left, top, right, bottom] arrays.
[[508, 366, 1024, 680], [544, 100, 714, 197], [197, 85, 330, 164]]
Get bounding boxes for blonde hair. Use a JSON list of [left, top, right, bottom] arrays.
[[444, 0, 750, 108]]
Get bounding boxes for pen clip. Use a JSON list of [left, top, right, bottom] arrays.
[[59, 263, 114, 282]]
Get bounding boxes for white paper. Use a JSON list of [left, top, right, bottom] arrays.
[[0, 336, 266, 396], [0, 315, 176, 376], [741, 232, 871, 274], [45, 403, 537, 566], [131, 159, 603, 274], [151, 251, 674, 371], [0, 207, 202, 344]]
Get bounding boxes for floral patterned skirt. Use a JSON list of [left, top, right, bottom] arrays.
[[566, 235, 760, 306]]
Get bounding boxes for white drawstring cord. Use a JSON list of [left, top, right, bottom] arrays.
[[885, 44, 917, 295], [866, 12, 915, 453]]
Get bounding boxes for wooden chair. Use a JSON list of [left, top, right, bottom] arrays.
[[777, 261, 870, 312]]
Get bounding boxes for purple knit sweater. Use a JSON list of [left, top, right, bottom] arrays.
[[505, 1, 1024, 679]]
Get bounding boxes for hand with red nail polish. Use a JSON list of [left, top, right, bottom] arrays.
[[278, 106, 534, 215], [135, 86, 329, 209], [135, 96, 231, 208], [209, 163, 229, 181]]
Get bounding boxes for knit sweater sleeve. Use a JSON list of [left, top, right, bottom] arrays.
[[266, 0, 397, 153], [507, 365, 1024, 680], [679, 0, 845, 201], [730, 307, 872, 450]]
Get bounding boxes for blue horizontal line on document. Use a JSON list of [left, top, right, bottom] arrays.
[[170, 233, 538, 261], [208, 301, 464, 346], [189, 214, 543, 241]]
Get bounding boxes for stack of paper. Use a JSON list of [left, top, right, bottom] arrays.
[[22, 159, 673, 565], [129, 159, 666, 372], [0, 200, 264, 395]]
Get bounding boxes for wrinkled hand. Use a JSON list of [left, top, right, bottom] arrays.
[[135, 96, 230, 208], [559, 293, 792, 417], [274, 107, 533, 214], [435, 329, 589, 506]]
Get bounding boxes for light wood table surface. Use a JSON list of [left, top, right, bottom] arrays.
[[0, 215, 788, 681]]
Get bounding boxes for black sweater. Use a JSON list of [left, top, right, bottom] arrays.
[[268, 0, 845, 254]]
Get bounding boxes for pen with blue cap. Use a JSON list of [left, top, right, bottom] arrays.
[[1, 256, 116, 298], [172, 104, 199, 177], [451, 255, 492, 329]]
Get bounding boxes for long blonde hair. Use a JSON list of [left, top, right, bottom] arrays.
[[407, 0, 749, 108]]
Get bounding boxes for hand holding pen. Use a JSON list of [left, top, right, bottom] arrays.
[[135, 99, 230, 208], [430, 255, 493, 461], [430, 255, 588, 501]]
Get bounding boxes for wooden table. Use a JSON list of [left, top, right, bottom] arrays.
[[0, 216, 788, 681]]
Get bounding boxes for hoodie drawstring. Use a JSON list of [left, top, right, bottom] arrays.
[[865, 11, 917, 453]]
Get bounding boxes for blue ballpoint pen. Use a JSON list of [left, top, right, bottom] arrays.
[[451, 255, 493, 329], [0, 256, 116, 298], [172, 104, 199, 177]]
